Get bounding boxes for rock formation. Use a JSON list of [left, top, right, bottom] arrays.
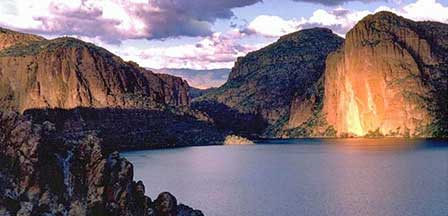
[[0, 32, 189, 113], [195, 28, 343, 136], [0, 27, 226, 148], [223, 135, 254, 145], [320, 11, 448, 137], [0, 111, 203, 215]]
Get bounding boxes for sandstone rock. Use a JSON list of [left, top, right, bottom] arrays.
[[0, 36, 189, 113], [0, 27, 226, 148], [223, 135, 254, 145], [321, 11, 448, 137]]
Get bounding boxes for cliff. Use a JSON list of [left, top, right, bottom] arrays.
[[322, 12, 448, 137], [0, 35, 189, 113], [285, 12, 448, 137], [0, 112, 203, 215], [0, 27, 225, 148], [195, 28, 343, 136]]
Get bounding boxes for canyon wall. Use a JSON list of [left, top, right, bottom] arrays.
[[0, 28, 226, 149], [0, 35, 189, 113], [322, 12, 448, 137]]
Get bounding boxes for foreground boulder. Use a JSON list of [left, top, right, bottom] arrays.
[[0, 112, 203, 215]]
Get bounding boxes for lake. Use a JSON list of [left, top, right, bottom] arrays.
[[123, 139, 448, 216]]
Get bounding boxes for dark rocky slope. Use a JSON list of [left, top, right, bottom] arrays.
[[0, 112, 203, 216], [286, 11, 448, 138], [194, 28, 343, 137]]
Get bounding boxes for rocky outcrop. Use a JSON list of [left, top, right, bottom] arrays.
[[0, 112, 203, 215], [0, 28, 44, 51], [0, 35, 189, 113], [223, 135, 254, 145], [320, 12, 448, 137], [195, 28, 343, 136], [0, 27, 226, 148]]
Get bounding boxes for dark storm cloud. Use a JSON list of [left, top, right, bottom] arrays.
[[143, 0, 263, 40], [7, 0, 263, 44]]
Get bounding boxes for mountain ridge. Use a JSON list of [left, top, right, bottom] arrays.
[[194, 27, 344, 137]]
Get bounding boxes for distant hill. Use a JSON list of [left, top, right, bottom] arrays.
[[150, 68, 230, 89], [194, 28, 344, 137]]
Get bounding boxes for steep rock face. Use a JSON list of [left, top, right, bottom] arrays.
[[0, 112, 203, 216], [0, 37, 189, 113], [196, 28, 343, 135], [0, 29, 228, 148], [284, 77, 337, 137], [322, 12, 448, 137]]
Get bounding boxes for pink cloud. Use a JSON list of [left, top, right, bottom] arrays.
[[0, 0, 261, 44], [119, 31, 267, 69]]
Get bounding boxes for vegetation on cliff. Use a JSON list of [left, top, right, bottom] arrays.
[[195, 28, 344, 137]]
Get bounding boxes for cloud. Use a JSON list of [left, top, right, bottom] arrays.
[[393, 0, 448, 22], [0, 0, 262, 43], [245, 0, 448, 37], [244, 8, 371, 37], [244, 15, 301, 37], [116, 30, 267, 70]]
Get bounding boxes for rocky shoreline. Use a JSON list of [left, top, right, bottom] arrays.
[[0, 111, 203, 216]]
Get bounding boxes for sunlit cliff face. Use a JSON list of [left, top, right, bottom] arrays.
[[344, 78, 364, 136], [323, 14, 433, 137]]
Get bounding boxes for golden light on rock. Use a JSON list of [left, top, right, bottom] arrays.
[[345, 79, 364, 136], [322, 13, 435, 137]]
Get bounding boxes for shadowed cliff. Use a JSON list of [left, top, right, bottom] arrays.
[[195, 28, 344, 137], [24, 107, 226, 150]]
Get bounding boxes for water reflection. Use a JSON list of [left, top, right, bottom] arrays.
[[123, 139, 448, 216], [260, 138, 447, 151]]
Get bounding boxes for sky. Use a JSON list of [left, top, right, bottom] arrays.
[[1, 0, 448, 70]]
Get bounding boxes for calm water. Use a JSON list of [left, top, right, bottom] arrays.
[[123, 139, 448, 216]]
